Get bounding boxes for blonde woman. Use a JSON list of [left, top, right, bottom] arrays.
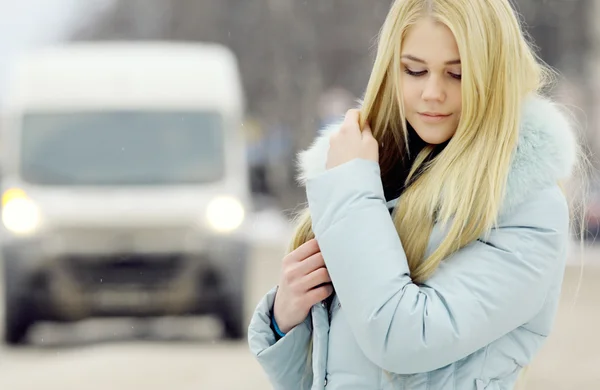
[[248, 0, 581, 389]]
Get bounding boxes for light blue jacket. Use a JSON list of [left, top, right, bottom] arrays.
[[248, 96, 578, 390]]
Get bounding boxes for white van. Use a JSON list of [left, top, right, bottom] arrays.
[[0, 42, 252, 344]]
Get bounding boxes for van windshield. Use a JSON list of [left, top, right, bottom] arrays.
[[19, 111, 224, 186]]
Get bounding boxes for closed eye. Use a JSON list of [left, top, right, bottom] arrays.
[[404, 67, 462, 81], [404, 68, 427, 77]]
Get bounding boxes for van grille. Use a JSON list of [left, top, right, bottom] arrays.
[[64, 254, 184, 288]]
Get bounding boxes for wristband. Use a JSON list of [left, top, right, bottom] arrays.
[[271, 315, 287, 338]]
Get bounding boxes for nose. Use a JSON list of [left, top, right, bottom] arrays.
[[421, 75, 446, 103]]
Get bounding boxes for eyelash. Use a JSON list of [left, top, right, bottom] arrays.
[[404, 68, 462, 80]]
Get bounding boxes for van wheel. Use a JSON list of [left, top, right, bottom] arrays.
[[222, 312, 244, 340], [220, 292, 246, 340], [4, 301, 33, 345], [2, 255, 35, 345]]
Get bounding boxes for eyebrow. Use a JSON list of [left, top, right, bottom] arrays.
[[401, 54, 461, 65]]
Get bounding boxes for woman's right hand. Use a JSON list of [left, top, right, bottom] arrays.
[[273, 239, 334, 334]]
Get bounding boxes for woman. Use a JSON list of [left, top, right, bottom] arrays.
[[248, 0, 581, 389]]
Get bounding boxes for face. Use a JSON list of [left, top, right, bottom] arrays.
[[401, 18, 462, 145]]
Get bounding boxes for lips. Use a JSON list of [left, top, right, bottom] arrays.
[[420, 112, 450, 117], [418, 112, 452, 123]]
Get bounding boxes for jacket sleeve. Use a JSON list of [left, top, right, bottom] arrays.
[[306, 158, 569, 374], [248, 286, 314, 389]]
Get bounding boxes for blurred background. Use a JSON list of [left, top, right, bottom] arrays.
[[0, 0, 599, 389]]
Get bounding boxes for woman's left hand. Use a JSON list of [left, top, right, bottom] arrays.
[[326, 109, 379, 170]]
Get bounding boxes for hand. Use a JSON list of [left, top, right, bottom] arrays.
[[273, 239, 333, 334], [326, 109, 379, 170]]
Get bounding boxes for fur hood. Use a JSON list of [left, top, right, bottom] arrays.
[[295, 96, 578, 215]]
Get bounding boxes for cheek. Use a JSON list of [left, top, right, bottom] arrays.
[[401, 78, 421, 107], [450, 85, 462, 109]]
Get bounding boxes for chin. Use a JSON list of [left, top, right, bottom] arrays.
[[413, 128, 454, 145]]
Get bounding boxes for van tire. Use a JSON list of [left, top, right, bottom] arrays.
[[2, 255, 34, 345], [220, 292, 246, 340], [4, 302, 33, 345]]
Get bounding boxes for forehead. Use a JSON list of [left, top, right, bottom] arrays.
[[402, 18, 460, 63]]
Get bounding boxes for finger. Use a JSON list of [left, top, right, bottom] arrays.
[[342, 109, 361, 134], [305, 283, 334, 305], [300, 267, 331, 291], [285, 239, 320, 263], [362, 123, 374, 139], [296, 251, 326, 275]]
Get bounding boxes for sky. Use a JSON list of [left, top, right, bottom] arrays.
[[0, 0, 113, 96]]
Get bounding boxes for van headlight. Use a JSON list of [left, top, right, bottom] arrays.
[[2, 189, 41, 235], [206, 196, 245, 233]]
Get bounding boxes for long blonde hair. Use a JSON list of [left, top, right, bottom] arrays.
[[290, 0, 554, 282], [295, 0, 573, 387]]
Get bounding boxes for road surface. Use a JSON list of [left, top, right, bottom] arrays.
[[0, 232, 598, 389]]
